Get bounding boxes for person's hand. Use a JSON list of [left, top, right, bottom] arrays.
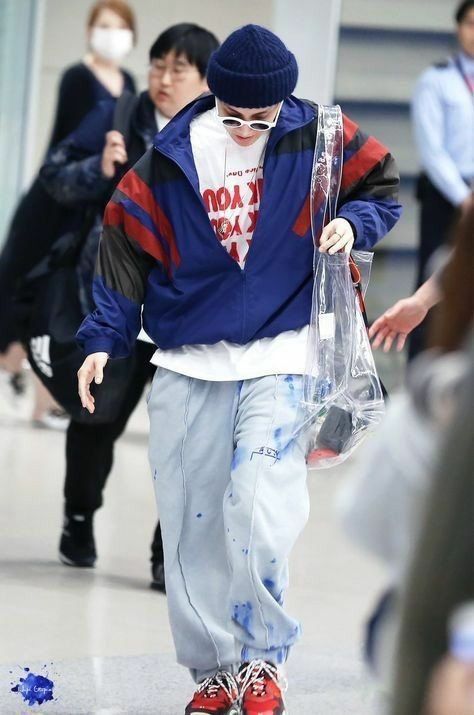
[[101, 131, 128, 178], [77, 352, 109, 414], [369, 295, 430, 352], [423, 656, 474, 715], [319, 218, 354, 254]]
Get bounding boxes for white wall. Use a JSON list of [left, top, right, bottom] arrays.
[[273, 0, 341, 104], [29, 0, 341, 177]]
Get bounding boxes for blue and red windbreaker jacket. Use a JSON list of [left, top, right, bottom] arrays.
[[77, 94, 402, 358]]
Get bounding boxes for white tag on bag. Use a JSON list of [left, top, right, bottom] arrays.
[[318, 312, 335, 340]]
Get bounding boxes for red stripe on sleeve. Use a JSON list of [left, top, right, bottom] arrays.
[[122, 212, 170, 272], [341, 136, 388, 191], [343, 114, 359, 147], [118, 170, 181, 267], [103, 201, 122, 226]]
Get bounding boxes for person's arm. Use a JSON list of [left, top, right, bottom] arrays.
[[40, 101, 117, 206], [369, 274, 442, 352], [320, 114, 402, 254], [412, 69, 471, 208], [76, 154, 159, 361]]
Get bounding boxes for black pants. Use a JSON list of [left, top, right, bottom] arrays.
[[64, 340, 163, 561], [0, 179, 73, 351], [408, 175, 456, 361]]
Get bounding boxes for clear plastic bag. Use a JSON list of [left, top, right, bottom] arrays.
[[293, 105, 385, 469]]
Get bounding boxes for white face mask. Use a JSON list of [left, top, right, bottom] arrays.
[[90, 27, 133, 62]]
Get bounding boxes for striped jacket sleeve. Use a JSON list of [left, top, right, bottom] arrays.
[[336, 114, 402, 249], [76, 148, 178, 358]]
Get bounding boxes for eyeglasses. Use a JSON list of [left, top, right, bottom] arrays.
[[215, 99, 282, 132], [149, 61, 196, 81]]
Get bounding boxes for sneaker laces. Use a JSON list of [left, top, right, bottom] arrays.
[[238, 659, 288, 698], [197, 670, 238, 700]]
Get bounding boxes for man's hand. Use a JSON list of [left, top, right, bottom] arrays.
[[101, 131, 128, 178], [319, 218, 355, 254], [77, 352, 109, 414], [369, 274, 441, 352], [369, 296, 429, 352]]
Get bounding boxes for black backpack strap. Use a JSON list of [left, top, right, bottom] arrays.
[[112, 90, 139, 146]]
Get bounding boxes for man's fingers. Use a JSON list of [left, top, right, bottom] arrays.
[[110, 148, 128, 164], [320, 230, 352, 254], [371, 326, 389, 350], [78, 365, 98, 413], [383, 331, 396, 353], [396, 333, 407, 352], [319, 232, 341, 252], [77, 354, 108, 414], [319, 223, 341, 246], [319, 224, 334, 244], [78, 374, 95, 413], [106, 130, 125, 146], [95, 364, 104, 385], [369, 316, 387, 338], [328, 235, 350, 254]]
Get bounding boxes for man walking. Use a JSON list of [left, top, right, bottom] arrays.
[[77, 25, 401, 714]]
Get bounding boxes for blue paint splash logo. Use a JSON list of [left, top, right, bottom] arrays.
[[10, 666, 55, 707]]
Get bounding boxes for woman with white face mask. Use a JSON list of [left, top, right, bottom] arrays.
[[0, 0, 136, 429], [50, 0, 137, 146]]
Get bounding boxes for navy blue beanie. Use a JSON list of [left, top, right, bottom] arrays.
[[207, 24, 298, 108]]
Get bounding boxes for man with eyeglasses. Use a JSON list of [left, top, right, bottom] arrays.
[[75, 24, 401, 715], [39, 23, 219, 592]]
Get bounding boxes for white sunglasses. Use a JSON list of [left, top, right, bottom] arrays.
[[215, 99, 282, 132]]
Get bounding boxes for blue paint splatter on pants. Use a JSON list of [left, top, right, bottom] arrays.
[[263, 578, 284, 605], [231, 446, 246, 471], [232, 601, 255, 639], [273, 427, 283, 450]]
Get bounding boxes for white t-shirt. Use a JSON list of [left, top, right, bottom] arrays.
[[150, 107, 308, 381], [154, 108, 170, 131]]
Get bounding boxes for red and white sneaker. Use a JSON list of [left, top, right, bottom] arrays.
[[185, 670, 240, 715], [238, 660, 287, 715]]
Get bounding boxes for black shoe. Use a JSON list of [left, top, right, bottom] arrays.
[[59, 513, 96, 567], [150, 559, 166, 592]]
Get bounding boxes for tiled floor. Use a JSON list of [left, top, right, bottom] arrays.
[[0, 255, 415, 713]]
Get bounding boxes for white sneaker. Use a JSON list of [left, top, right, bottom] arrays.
[[33, 408, 70, 431]]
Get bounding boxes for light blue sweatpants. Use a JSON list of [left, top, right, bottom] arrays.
[[147, 368, 310, 683]]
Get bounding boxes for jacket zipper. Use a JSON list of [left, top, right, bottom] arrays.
[[241, 271, 247, 342], [154, 146, 242, 274], [155, 110, 316, 344]]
